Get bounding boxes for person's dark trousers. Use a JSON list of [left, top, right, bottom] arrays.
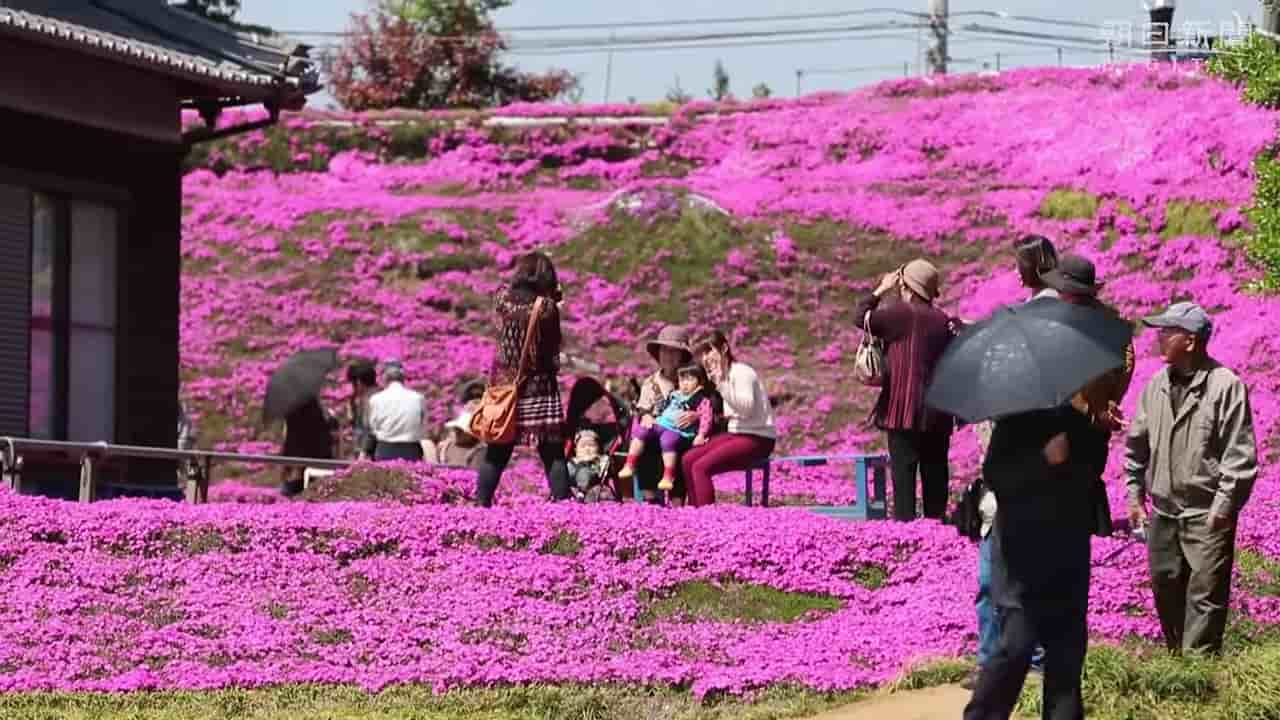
[[1148, 511, 1237, 655], [966, 522, 1090, 720], [886, 429, 951, 521], [963, 597, 1087, 720], [374, 441, 423, 461], [475, 441, 571, 508]]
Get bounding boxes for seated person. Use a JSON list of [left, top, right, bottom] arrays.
[[567, 428, 610, 496], [619, 364, 714, 491], [435, 405, 486, 469]]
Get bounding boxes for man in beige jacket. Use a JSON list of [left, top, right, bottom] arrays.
[[1125, 301, 1258, 655]]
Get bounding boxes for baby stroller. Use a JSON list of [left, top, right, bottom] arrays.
[[563, 376, 633, 503]]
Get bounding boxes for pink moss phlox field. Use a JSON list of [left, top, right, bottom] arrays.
[[6, 65, 1272, 696]]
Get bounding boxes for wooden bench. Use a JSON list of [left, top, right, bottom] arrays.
[[744, 453, 890, 520]]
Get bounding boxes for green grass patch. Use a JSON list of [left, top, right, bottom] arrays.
[[555, 203, 747, 324], [853, 564, 889, 590], [1039, 189, 1099, 220], [1163, 201, 1221, 239], [538, 530, 583, 557], [1236, 549, 1280, 597], [300, 466, 428, 504], [0, 684, 870, 720], [890, 658, 972, 691], [645, 580, 842, 625]]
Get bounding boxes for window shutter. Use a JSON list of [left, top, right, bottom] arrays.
[[0, 184, 30, 436]]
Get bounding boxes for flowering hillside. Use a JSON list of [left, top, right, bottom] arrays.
[[2, 65, 1279, 702]]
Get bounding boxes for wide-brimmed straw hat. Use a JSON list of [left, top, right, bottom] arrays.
[[646, 324, 693, 363]]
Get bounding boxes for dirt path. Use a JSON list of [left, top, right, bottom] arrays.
[[803, 684, 971, 720], [802, 683, 1036, 720]]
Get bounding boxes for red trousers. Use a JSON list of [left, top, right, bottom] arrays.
[[680, 432, 776, 507]]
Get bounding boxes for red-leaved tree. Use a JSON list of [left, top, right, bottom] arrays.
[[329, 0, 577, 111]]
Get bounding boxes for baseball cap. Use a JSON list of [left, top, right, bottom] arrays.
[[1141, 301, 1212, 340]]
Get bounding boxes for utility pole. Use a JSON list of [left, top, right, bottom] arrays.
[[927, 0, 948, 75], [603, 31, 615, 103]]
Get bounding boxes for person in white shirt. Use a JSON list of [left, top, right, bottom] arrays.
[[682, 329, 777, 507], [367, 359, 427, 461]]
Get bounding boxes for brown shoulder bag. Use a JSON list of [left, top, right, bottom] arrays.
[[469, 297, 545, 445]]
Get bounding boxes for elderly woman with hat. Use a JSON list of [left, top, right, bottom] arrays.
[[853, 258, 956, 522], [631, 324, 703, 504]]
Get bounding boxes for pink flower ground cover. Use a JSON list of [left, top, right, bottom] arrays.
[[3, 65, 1278, 696]]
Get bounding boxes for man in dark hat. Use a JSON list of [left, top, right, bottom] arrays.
[[1042, 254, 1136, 532]]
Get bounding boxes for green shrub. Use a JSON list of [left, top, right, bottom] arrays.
[[1247, 149, 1280, 290], [1206, 33, 1280, 289], [1207, 32, 1280, 109]]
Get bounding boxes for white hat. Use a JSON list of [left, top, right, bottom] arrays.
[[445, 411, 473, 433]]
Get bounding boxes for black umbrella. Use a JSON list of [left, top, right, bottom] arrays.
[[925, 297, 1134, 423], [263, 347, 340, 424]]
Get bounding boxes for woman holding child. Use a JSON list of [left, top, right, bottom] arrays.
[[681, 329, 778, 507], [622, 324, 701, 504]]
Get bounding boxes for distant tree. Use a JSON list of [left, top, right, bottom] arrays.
[[329, 0, 577, 110], [170, 0, 241, 24], [170, 1, 275, 35], [708, 60, 732, 101], [751, 82, 773, 99], [665, 75, 693, 105]]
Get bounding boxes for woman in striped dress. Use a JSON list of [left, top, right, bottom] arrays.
[[852, 258, 956, 522], [474, 251, 572, 507]]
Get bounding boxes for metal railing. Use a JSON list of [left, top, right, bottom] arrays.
[[0, 437, 355, 504]]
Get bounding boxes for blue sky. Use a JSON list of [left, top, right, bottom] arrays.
[[239, 1, 1266, 108]]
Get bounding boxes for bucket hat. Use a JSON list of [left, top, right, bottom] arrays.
[[646, 324, 693, 364]]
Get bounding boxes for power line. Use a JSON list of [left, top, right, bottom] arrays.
[[314, 31, 927, 57], [504, 21, 925, 50], [277, 8, 930, 37], [311, 24, 930, 55], [305, 20, 926, 50], [280, 7, 1121, 40]]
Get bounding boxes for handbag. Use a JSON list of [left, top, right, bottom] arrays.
[[853, 310, 886, 387], [469, 297, 545, 445]]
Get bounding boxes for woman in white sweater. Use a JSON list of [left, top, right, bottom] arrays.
[[682, 329, 777, 506]]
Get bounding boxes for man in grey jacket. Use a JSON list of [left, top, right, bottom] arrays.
[[1125, 301, 1258, 655]]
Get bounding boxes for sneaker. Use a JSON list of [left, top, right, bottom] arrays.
[[657, 477, 674, 491], [617, 464, 634, 480]]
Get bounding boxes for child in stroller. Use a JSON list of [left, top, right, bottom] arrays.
[[567, 429, 610, 499], [618, 364, 713, 491], [563, 376, 633, 502]]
